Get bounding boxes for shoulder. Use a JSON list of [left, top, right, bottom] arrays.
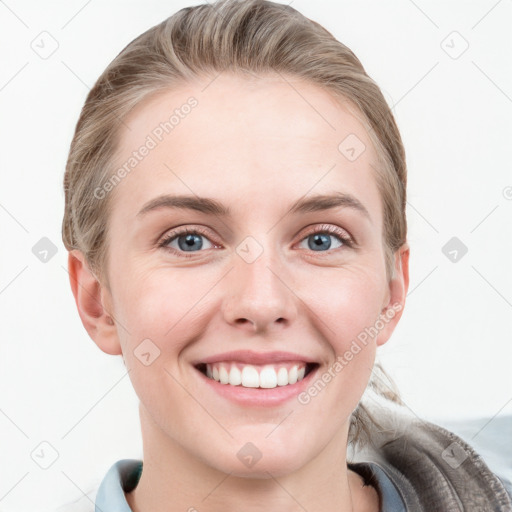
[[350, 391, 512, 510], [433, 414, 512, 499], [48, 459, 142, 512]]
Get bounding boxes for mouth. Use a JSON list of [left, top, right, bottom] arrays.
[[194, 361, 320, 389]]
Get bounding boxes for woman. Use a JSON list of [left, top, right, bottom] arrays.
[[61, 0, 512, 510]]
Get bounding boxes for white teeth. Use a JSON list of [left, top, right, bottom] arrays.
[[288, 365, 298, 385], [219, 366, 229, 384], [229, 365, 242, 386], [276, 367, 289, 386], [203, 362, 309, 388], [259, 366, 277, 388], [241, 366, 259, 388]]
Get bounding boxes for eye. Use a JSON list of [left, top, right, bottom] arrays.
[[297, 224, 353, 252], [158, 224, 353, 258], [158, 226, 218, 257]]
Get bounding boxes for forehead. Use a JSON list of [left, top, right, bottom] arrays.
[[110, 72, 383, 224]]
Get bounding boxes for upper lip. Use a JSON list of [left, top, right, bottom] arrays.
[[193, 350, 319, 366]]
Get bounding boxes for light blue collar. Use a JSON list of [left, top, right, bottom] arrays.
[[95, 458, 406, 511], [95, 459, 142, 512]]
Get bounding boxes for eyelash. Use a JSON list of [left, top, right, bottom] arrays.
[[157, 224, 354, 258]]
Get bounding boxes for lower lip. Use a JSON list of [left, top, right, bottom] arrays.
[[195, 365, 320, 407]]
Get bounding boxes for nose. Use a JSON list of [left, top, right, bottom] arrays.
[[221, 241, 298, 333]]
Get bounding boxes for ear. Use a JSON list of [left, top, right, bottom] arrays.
[[376, 244, 410, 347], [67, 249, 122, 355]]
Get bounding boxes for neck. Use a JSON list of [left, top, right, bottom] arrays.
[[125, 404, 373, 512]]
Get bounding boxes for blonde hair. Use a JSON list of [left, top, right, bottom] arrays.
[[62, 0, 407, 448]]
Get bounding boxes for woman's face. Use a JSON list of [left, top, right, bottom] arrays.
[[78, 73, 408, 477]]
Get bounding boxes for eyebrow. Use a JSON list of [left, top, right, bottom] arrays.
[[137, 192, 371, 221]]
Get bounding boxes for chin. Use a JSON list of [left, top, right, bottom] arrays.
[[206, 439, 312, 479]]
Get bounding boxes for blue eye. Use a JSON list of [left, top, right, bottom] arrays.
[[158, 224, 353, 258], [300, 232, 344, 251], [297, 225, 352, 252], [159, 229, 215, 254]]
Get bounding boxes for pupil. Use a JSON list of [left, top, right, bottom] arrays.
[[179, 234, 202, 251], [309, 233, 331, 251]]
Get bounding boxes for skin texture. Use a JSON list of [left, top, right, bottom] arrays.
[[69, 72, 409, 512]]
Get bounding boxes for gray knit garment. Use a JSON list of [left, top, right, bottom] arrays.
[[349, 392, 512, 511]]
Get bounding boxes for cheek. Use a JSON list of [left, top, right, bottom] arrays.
[[303, 267, 387, 342], [112, 265, 204, 333], [112, 271, 192, 421], [301, 268, 385, 397], [111, 267, 219, 384]]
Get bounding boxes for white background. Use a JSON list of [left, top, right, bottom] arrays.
[[1, 0, 511, 510]]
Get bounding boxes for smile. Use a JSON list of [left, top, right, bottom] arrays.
[[195, 362, 319, 388]]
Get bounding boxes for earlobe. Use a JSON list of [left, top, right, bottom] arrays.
[[376, 244, 410, 347], [67, 250, 122, 355]]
